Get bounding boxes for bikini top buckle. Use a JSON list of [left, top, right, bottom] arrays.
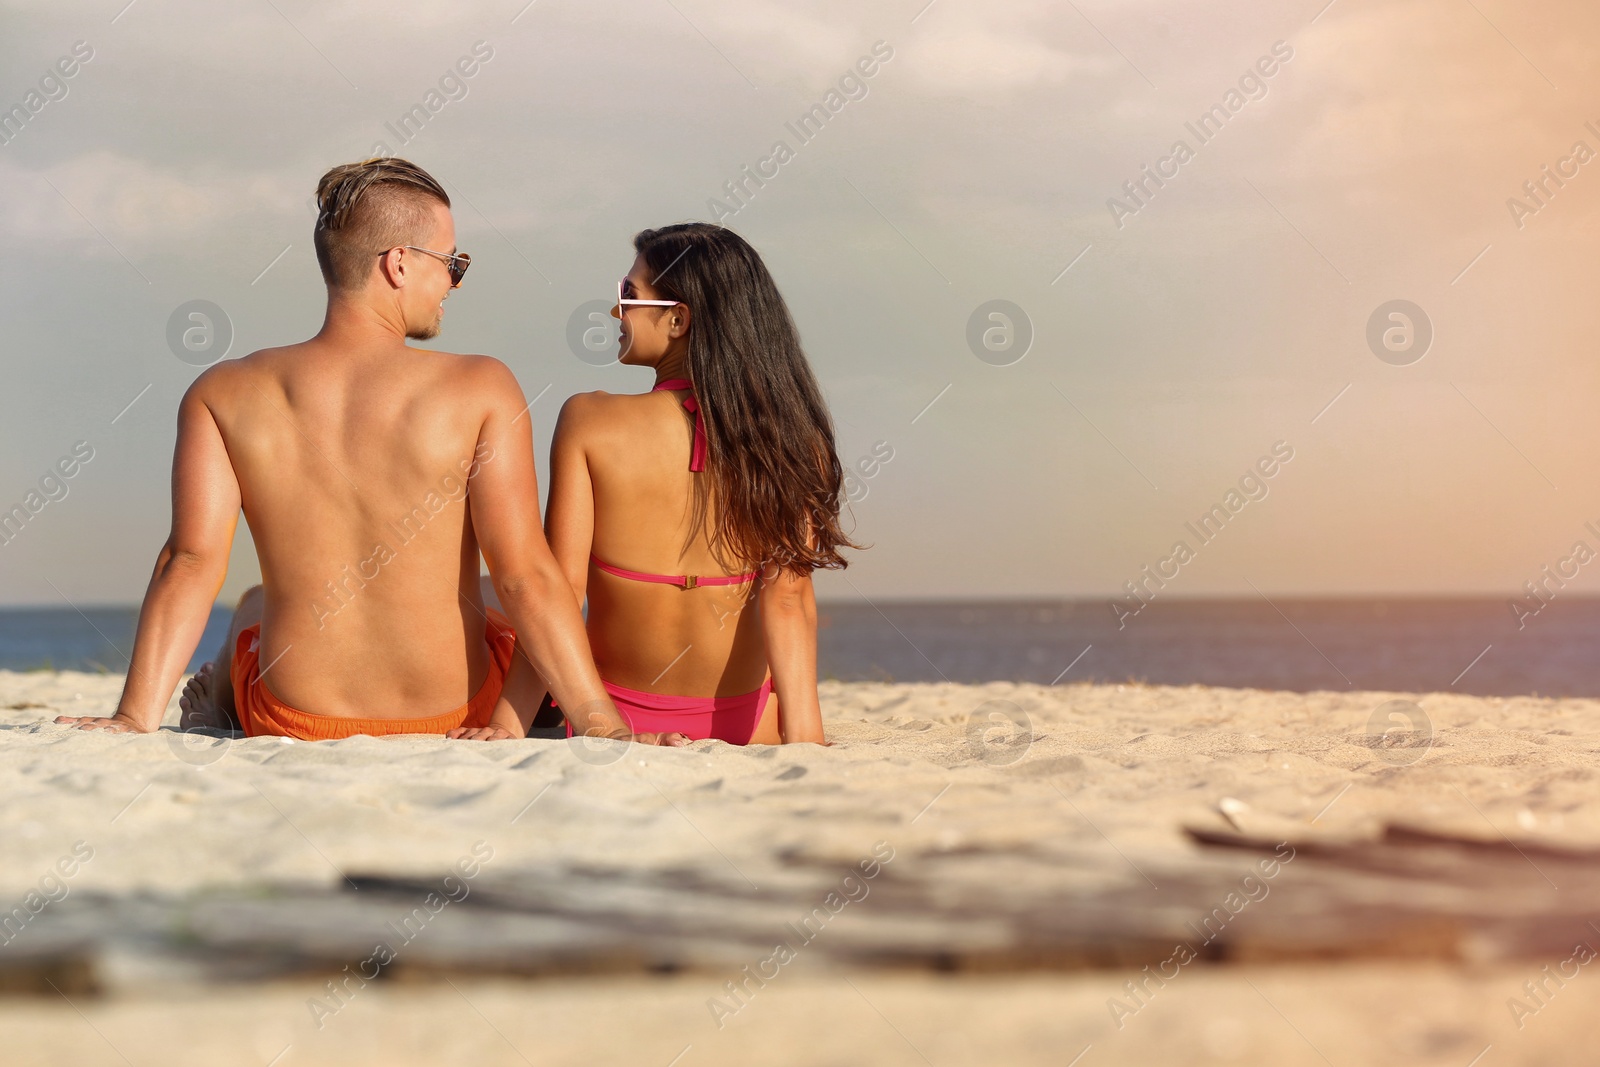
[[681, 574, 698, 590]]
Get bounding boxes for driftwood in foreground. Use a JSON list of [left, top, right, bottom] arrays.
[[2, 824, 1596, 994]]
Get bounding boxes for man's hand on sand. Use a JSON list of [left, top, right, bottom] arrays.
[[54, 714, 149, 733], [447, 724, 520, 741]]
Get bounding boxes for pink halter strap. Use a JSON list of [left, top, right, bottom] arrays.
[[653, 378, 705, 472]]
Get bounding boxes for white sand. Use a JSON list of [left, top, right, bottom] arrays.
[[2, 968, 1596, 1067], [1, 670, 1595, 1064], [3, 671, 1595, 896]]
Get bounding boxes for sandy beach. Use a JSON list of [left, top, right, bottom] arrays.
[[10, 0, 1600, 1061], [2, 670, 1597, 1065]]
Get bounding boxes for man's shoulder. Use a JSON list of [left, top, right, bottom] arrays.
[[182, 345, 292, 402], [417, 348, 505, 370], [416, 350, 519, 394]]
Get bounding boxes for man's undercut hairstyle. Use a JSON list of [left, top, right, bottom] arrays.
[[313, 157, 451, 291]]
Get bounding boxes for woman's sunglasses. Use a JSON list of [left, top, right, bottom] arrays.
[[382, 245, 472, 287], [617, 278, 682, 316]]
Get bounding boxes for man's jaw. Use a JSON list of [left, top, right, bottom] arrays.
[[408, 312, 443, 341]]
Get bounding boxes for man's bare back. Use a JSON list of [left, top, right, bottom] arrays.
[[197, 336, 508, 719], [57, 158, 682, 745]]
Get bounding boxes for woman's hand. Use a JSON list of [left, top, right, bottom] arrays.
[[630, 731, 691, 747]]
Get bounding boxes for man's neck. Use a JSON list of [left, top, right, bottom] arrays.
[[315, 292, 410, 347]]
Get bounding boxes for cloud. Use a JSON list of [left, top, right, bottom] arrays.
[[0, 151, 303, 252]]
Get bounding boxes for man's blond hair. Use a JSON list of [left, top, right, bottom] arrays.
[[313, 157, 451, 291]]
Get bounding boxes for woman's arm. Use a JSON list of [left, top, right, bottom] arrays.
[[757, 567, 826, 744], [544, 394, 598, 608]]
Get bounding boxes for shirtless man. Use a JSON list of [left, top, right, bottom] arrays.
[[56, 157, 683, 746]]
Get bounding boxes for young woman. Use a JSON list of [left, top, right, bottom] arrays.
[[456, 223, 858, 745]]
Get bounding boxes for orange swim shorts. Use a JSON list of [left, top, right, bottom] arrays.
[[230, 609, 517, 740]]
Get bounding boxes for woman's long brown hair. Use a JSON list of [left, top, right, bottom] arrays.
[[634, 223, 860, 574]]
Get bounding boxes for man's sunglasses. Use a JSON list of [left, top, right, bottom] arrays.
[[617, 278, 682, 316], [382, 245, 472, 287]]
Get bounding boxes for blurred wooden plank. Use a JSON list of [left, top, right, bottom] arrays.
[[3, 823, 1598, 995]]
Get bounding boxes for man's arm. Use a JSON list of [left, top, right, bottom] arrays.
[[757, 565, 827, 745], [58, 382, 240, 733], [465, 364, 683, 745], [456, 393, 597, 740]]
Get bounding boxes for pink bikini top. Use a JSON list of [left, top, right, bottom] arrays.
[[589, 378, 758, 591]]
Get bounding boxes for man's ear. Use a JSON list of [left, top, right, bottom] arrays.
[[668, 304, 691, 339], [376, 247, 406, 290]]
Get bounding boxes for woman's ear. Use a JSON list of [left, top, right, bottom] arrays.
[[668, 304, 691, 339]]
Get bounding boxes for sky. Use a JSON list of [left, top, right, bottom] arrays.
[[1, 0, 1598, 607]]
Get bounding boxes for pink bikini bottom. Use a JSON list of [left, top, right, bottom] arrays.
[[559, 677, 772, 745]]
